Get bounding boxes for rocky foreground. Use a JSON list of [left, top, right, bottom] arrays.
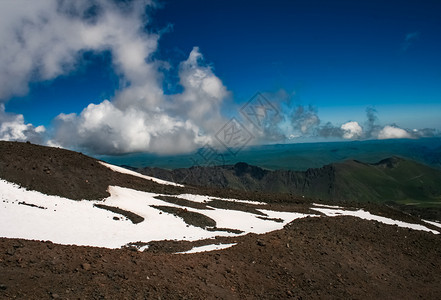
[[1, 215, 441, 299]]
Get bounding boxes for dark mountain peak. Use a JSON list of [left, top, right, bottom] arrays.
[[233, 162, 268, 179], [234, 162, 250, 171], [305, 163, 335, 178], [336, 159, 368, 168], [352, 159, 368, 165], [374, 156, 405, 168]]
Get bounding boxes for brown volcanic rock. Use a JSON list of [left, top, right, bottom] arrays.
[[0, 141, 188, 200], [1, 216, 440, 299], [0, 141, 112, 200]]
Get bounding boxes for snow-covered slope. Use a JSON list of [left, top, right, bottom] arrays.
[[0, 179, 311, 249], [1, 178, 438, 251]]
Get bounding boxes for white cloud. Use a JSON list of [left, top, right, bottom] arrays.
[[341, 121, 363, 139], [0, 2, 437, 153], [52, 99, 210, 155], [0, 0, 229, 154], [377, 125, 412, 140], [0, 0, 155, 100], [172, 47, 229, 136], [51, 47, 227, 155], [0, 104, 45, 143]]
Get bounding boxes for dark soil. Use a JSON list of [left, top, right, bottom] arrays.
[[18, 201, 47, 210], [93, 204, 145, 224], [151, 205, 217, 228], [154, 195, 214, 210], [256, 216, 284, 223], [207, 199, 267, 216], [206, 227, 244, 234], [1, 216, 441, 299], [0, 141, 186, 200], [138, 236, 243, 254]]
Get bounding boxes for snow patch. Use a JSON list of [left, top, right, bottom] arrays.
[[177, 243, 237, 254], [422, 219, 441, 229], [99, 161, 184, 187], [311, 207, 439, 234], [312, 203, 345, 209], [176, 193, 267, 205]]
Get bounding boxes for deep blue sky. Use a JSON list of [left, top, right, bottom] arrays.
[[5, 0, 441, 131], [151, 0, 441, 128]]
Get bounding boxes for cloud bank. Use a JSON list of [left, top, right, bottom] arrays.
[[0, 0, 230, 155], [0, 1, 438, 155], [247, 93, 437, 145]]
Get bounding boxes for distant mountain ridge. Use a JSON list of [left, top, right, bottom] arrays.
[[136, 156, 441, 208], [98, 138, 441, 171]]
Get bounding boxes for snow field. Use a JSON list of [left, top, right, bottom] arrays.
[[1, 178, 439, 252], [0, 180, 309, 249]]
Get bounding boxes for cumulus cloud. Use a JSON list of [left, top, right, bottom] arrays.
[[172, 47, 229, 134], [341, 121, 363, 139], [378, 125, 412, 139], [0, 0, 157, 101], [52, 46, 226, 155], [53, 100, 209, 155], [0, 104, 45, 143], [0, 0, 230, 154]]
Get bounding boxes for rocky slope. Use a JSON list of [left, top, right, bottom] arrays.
[[1, 216, 441, 299], [1, 141, 441, 299]]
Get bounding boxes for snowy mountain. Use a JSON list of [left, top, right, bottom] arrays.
[[1, 141, 439, 251], [1, 141, 441, 299]]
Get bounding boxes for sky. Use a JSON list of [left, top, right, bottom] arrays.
[[0, 0, 440, 155]]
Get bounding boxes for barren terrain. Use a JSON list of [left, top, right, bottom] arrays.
[[1, 141, 440, 299]]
